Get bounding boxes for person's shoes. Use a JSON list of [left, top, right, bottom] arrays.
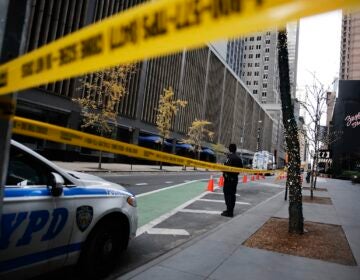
[[221, 211, 233, 217]]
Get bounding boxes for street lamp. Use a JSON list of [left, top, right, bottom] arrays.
[[256, 120, 262, 152]]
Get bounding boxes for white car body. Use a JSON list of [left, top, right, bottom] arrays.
[[0, 140, 137, 279]]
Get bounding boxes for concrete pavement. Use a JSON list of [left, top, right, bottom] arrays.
[[118, 178, 360, 280]]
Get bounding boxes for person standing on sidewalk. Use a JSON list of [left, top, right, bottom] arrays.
[[221, 143, 243, 217]]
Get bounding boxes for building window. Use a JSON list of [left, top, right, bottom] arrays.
[[255, 62, 260, 67], [253, 89, 258, 94], [248, 63, 253, 67], [254, 81, 258, 85], [249, 45, 254, 50], [264, 65, 269, 71], [262, 91, 267, 97], [246, 81, 251, 85], [266, 31, 271, 36], [264, 56, 269, 61], [257, 36, 262, 41], [263, 74, 268, 79], [256, 45, 261, 49], [265, 48, 270, 53], [263, 83, 267, 88], [249, 54, 253, 58], [247, 72, 252, 76], [256, 53, 261, 58], [254, 71, 259, 76], [250, 37, 254, 41], [244, 46, 247, 50], [266, 39, 270, 44], [244, 54, 246, 59]]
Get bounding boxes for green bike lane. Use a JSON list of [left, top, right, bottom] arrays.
[[136, 180, 209, 228]]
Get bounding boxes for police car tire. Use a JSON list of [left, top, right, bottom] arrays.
[[78, 220, 125, 278]]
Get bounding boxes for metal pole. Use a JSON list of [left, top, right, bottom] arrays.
[[0, 0, 30, 222]]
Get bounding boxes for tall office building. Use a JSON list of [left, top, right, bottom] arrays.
[[340, 10, 360, 80], [287, 22, 300, 100], [9, 0, 274, 163], [240, 30, 280, 105], [238, 24, 299, 166]]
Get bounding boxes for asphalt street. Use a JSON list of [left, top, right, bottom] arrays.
[[32, 173, 285, 280], [105, 174, 285, 279]]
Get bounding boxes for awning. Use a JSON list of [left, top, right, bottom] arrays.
[[138, 136, 172, 146], [201, 148, 215, 155], [176, 143, 194, 150]]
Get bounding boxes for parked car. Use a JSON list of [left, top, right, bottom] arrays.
[[1, 140, 138, 279]]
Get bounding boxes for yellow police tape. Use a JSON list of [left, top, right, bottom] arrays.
[[12, 116, 272, 174], [0, 0, 359, 95]]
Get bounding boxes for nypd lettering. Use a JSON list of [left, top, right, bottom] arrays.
[[0, 208, 68, 250]]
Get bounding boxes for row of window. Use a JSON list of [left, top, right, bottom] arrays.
[[252, 90, 268, 97], [243, 54, 270, 60], [246, 36, 262, 42], [246, 80, 268, 89], [243, 72, 269, 78]]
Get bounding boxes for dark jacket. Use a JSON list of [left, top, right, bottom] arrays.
[[223, 152, 243, 179]]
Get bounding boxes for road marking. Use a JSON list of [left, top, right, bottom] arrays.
[[198, 198, 250, 205], [210, 192, 241, 197], [136, 183, 148, 186], [179, 209, 222, 215], [165, 181, 174, 184], [136, 191, 208, 236], [256, 182, 284, 188], [147, 228, 189, 236], [137, 180, 198, 197]]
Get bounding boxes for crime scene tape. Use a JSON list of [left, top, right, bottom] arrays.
[[0, 0, 359, 95], [12, 116, 270, 174]]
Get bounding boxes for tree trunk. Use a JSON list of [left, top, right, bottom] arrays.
[[98, 150, 102, 169], [310, 153, 318, 199], [159, 137, 164, 170], [278, 31, 304, 234], [98, 130, 103, 169]]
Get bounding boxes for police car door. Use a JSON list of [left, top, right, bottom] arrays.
[[1, 145, 73, 277]]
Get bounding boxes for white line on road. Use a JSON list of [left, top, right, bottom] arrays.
[[146, 228, 190, 236], [179, 209, 222, 215], [136, 191, 208, 236], [136, 180, 198, 197], [135, 183, 148, 186], [198, 198, 250, 205], [165, 181, 174, 184], [209, 192, 241, 197]]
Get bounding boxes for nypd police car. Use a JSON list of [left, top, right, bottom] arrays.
[[0, 140, 138, 279]]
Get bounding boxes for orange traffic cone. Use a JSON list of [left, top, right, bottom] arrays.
[[242, 175, 248, 183], [218, 176, 224, 187], [207, 175, 214, 192]]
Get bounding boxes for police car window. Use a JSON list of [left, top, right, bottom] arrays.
[[6, 146, 51, 187]]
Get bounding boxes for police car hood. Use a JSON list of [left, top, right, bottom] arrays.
[[64, 170, 129, 192]]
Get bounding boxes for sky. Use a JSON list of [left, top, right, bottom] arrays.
[[296, 10, 342, 99]]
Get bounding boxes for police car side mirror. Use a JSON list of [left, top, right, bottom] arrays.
[[50, 172, 64, 197]]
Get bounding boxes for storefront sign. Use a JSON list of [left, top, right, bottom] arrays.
[[344, 112, 360, 128]]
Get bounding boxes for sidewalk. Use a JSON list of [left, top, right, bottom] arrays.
[[52, 161, 210, 173], [118, 178, 360, 280]]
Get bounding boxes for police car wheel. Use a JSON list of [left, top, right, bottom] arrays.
[[79, 221, 124, 278]]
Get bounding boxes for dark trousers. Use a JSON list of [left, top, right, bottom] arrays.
[[223, 177, 238, 214]]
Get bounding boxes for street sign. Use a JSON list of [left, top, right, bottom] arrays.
[[319, 150, 331, 159]]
